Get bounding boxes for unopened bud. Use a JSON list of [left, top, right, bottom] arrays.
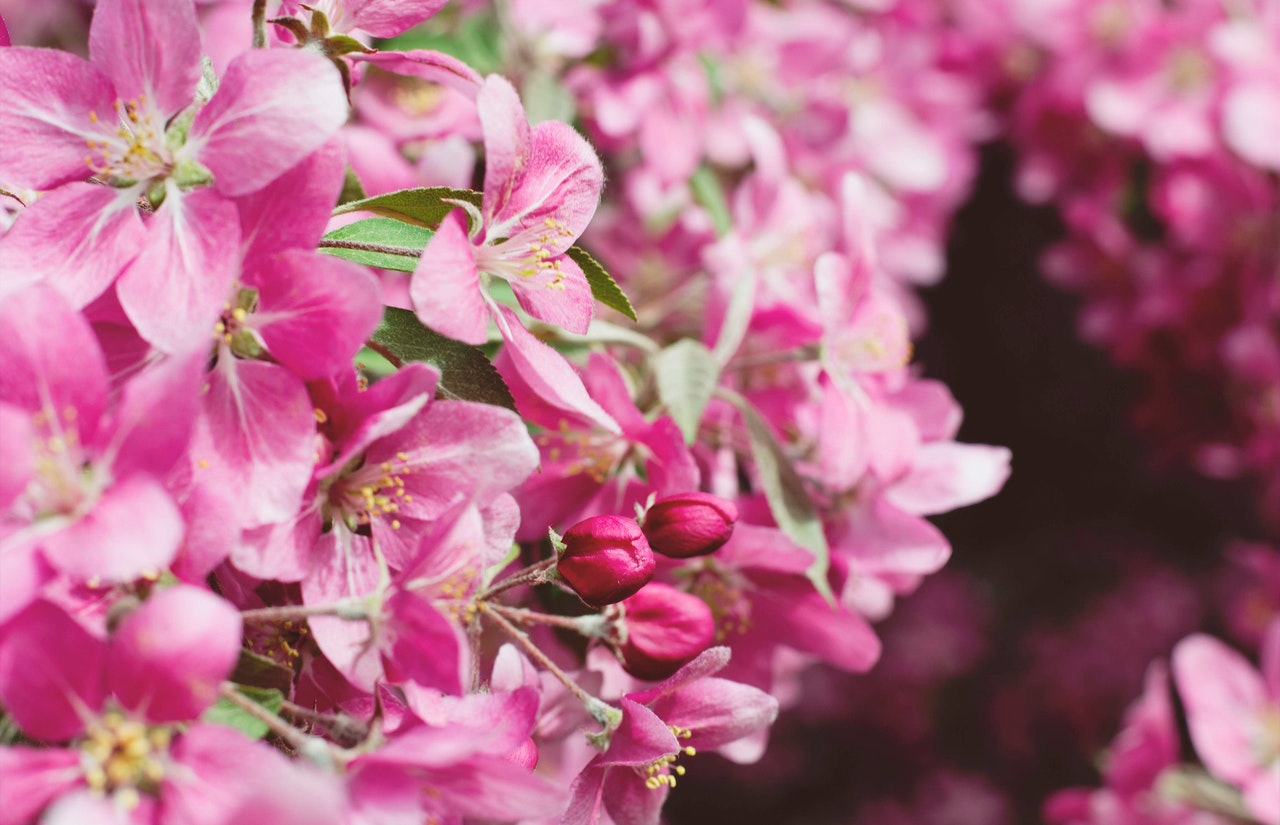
[[642, 492, 738, 558], [556, 515, 655, 607], [616, 583, 715, 681]]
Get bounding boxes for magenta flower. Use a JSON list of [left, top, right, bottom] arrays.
[[1, 286, 202, 620], [557, 515, 657, 608], [411, 74, 603, 345], [641, 492, 738, 559], [0, 589, 254, 823], [190, 140, 383, 529], [564, 648, 778, 825], [1173, 621, 1280, 824], [0, 0, 347, 351]]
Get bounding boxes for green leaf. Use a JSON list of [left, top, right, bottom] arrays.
[[333, 186, 483, 228], [653, 338, 720, 444], [229, 649, 296, 695], [690, 165, 732, 237], [202, 686, 284, 740], [723, 389, 833, 602], [566, 246, 637, 321], [338, 166, 367, 206], [373, 307, 516, 411], [318, 217, 433, 272], [380, 14, 504, 75], [711, 266, 758, 366], [521, 68, 576, 125]]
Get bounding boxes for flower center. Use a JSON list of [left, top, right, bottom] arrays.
[[687, 561, 753, 641], [536, 423, 630, 483], [85, 98, 172, 186], [24, 406, 97, 520], [330, 453, 414, 532], [641, 725, 697, 790], [80, 712, 170, 807], [478, 217, 578, 290]]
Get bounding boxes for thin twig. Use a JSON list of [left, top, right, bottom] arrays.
[[318, 239, 423, 258]]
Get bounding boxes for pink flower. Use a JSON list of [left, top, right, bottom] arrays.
[[0, 590, 265, 824], [0, 0, 347, 350], [564, 648, 778, 825], [410, 74, 603, 345], [1, 286, 203, 620], [1173, 620, 1280, 824]]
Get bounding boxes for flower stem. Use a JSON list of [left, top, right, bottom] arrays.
[[317, 239, 423, 259], [478, 602, 621, 734], [240, 601, 367, 623], [252, 0, 267, 47], [218, 683, 335, 766], [363, 338, 404, 369], [476, 556, 557, 601], [489, 603, 607, 635], [280, 700, 368, 743]]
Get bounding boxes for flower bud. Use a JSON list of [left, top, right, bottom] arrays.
[[556, 515, 656, 607], [616, 584, 716, 681], [641, 492, 739, 558]]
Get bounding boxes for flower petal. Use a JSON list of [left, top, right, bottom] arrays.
[[348, 49, 482, 100], [88, 0, 201, 117], [192, 358, 316, 528], [478, 75, 532, 225], [0, 600, 106, 742], [410, 210, 489, 345], [0, 47, 115, 189], [110, 585, 242, 722], [0, 184, 145, 309], [0, 747, 84, 825], [189, 49, 348, 197], [509, 251, 593, 335], [492, 306, 620, 434], [346, 0, 448, 37], [38, 475, 183, 582], [117, 186, 241, 353], [252, 249, 383, 380], [0, 285, 109, 444], [237, 138, 346, 272]]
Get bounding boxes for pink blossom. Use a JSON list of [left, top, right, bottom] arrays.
[[564, 647, 778, 825], [0, 0, 347, 350], [410, 74, 603, 345], [1, 286, 203, 619], [1173, 621, 1280, 824]]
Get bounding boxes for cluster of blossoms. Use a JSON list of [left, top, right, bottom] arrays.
[[978, 0, 1280, 528], [0, 0, 1012, 822], [5, 0, 1275, 821]]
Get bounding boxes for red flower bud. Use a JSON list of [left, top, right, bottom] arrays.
[[616, 583, 716, 681], [556, 515, 655, 607], [641, 492, 739, 558]]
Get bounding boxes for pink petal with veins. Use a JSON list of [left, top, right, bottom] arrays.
[[88, 0, 201, 117]]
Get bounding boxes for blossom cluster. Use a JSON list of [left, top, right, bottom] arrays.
[[0, 0, 1012, 822], [985, 0, 1280, 528]]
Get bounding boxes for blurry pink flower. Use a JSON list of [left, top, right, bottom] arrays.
[[1173, 621, 1280, 824]]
